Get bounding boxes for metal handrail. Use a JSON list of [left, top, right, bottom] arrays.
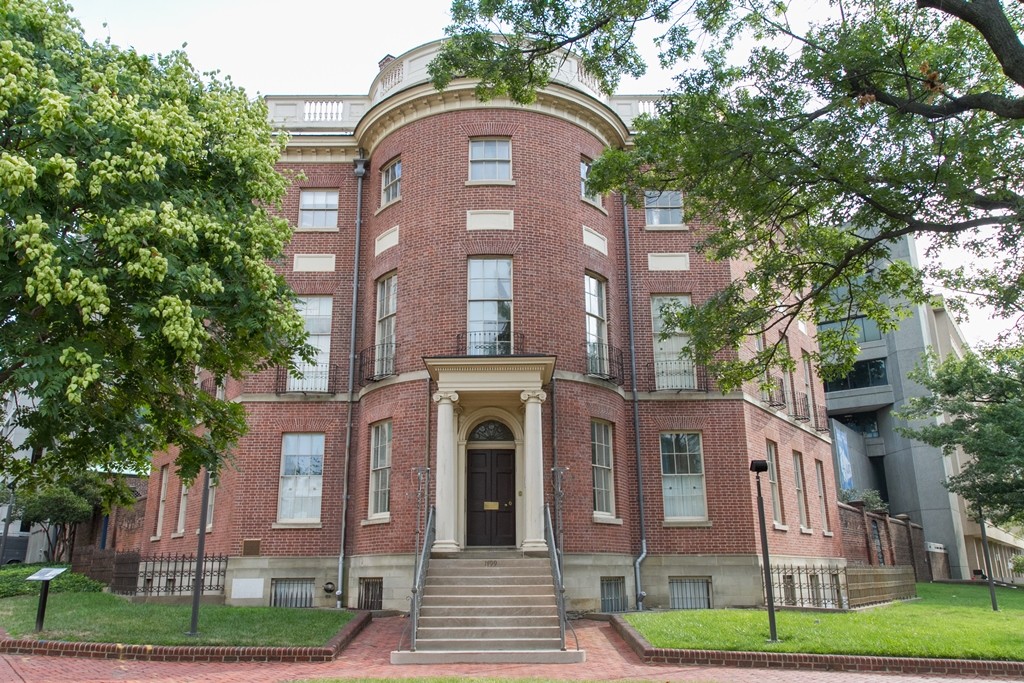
[[408, 505, 435, 652], [544, 504, 572, 651]]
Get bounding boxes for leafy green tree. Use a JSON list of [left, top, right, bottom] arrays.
[[899, 347, 1024, 526], [1, 0, 309, 489], [433, 0, 1024, 387], [14, 472, 112, 561]]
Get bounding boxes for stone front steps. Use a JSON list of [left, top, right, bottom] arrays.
[[390, 550, 585, 664]]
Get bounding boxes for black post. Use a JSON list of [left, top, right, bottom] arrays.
[[188, 469, 212, 636], [977, 505, 999, 612], [34, 580, 50, 632], [751, 461, 778, 642]]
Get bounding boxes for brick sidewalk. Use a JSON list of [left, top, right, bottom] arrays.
[[0, 616, 1006, 682]]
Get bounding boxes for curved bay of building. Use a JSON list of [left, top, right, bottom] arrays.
[[147, 40, 843, 612]]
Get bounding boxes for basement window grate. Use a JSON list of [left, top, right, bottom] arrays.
[[600, 576, 628, 612], [358, 577, 383, 610], [669, 577, 712, 609], [271, 578, 314, 608]]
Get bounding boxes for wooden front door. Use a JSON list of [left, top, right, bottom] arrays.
[[466, 449, 515, 546]]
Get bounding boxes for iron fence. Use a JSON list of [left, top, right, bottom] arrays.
[[767, 564, 846, 609], [117, 553, 228, 596]]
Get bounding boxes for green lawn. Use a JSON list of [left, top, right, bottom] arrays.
[[0, 591, 354, 647], [626, 582, 1024, 660]]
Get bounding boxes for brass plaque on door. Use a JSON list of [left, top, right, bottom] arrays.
[[483, 501, 499, 511]]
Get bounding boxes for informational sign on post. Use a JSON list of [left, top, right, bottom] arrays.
[[25, 567, 67, 632]]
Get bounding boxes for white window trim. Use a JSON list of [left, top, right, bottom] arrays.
[[660, 431, 708, 522], [585, 275, 610, 377], [468, 137, 513, 184], [644, 189, 685, 229], [591, 420, 615, 517], [381, 158, 401, 208], [766, 440, 785, 527], [277, 433, 324, 524], [375, 274, 397, 377], [580, 157, 604, 209], [652, 295, 695, 390], [289, 296, 332, 392], [151, 465, 168, 541], [174, 481, 188, 536], [297, 189, 339, 231], [815, 459, 832, 533], [369, 420, 392, 519], [467, 257, 514, 356], [794, 452, 810, 531]]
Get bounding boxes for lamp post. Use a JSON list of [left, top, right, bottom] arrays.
[[750, 459, 778, 642]]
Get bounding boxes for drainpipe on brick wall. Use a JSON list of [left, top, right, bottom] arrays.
[[622, 194, 648, 609], [336, 154, 368, 608], [549, 377, 563, 559]]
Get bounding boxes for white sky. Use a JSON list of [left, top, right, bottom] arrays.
[[66, 0, 1008, 347], [67, 0, 674, 96]]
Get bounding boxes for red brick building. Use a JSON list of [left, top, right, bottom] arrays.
[[143, 39, 843, 612]]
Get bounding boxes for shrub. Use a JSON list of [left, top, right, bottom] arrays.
[[0, 564, 105, 599]]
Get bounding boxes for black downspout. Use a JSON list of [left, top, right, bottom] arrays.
[[336, 153, 368, 607], [549, 377, 562, 557], [622, 193, 648, 609]]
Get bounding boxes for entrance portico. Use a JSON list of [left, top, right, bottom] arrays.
[[425, 357, 555, 554]]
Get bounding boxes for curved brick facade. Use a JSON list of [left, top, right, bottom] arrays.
[[143, 40, 843, 613]]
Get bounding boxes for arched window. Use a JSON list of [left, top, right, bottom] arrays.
[[468, 420, 514, 442]]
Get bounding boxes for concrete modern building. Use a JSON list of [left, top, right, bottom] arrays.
[[142, 39, 843, 633], [823, 235, 1024, 581]]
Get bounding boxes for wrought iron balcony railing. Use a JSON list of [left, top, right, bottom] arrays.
[[359, 343, 398, 384], [790, 392, 812, 421], [276, 362, 340, 395], [457, 331, 524, 356], [761, 375, 787, 408], [583, 342, 623, 384], [814, 404, 831, 432], [651, 358, 707, 392]]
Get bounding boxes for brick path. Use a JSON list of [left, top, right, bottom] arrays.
[[0, 616, 1004, 682]]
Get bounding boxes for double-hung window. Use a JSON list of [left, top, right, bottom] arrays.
[[580, 157, 601, 205], [374, 274, 397, 377], [278, 433, 324, 523], [766, 440, 783, 525], [370, 421, 392, 517], [298, 190, 338, 229], [660, 432, 706, 520], [153, 465, 168, 539], [652, 295, 695, 389], [467, 257, 512, 355], [469, 139, 511, 181], [175, 482, 188, 535], [585, 274, 609, 376], [794, 451, 809, 529], [815, 459, 831, 532], [289, 296, 332, 392], [381, 158, 401, 206], [644, 190, 683, 226], [591, 421, 614, 516]]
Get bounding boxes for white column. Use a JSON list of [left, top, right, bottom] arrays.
[[432, 391, 460, 553], [520, 389, 548, 553]]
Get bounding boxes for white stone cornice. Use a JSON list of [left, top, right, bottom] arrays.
[[356, 81, 630, 155]]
